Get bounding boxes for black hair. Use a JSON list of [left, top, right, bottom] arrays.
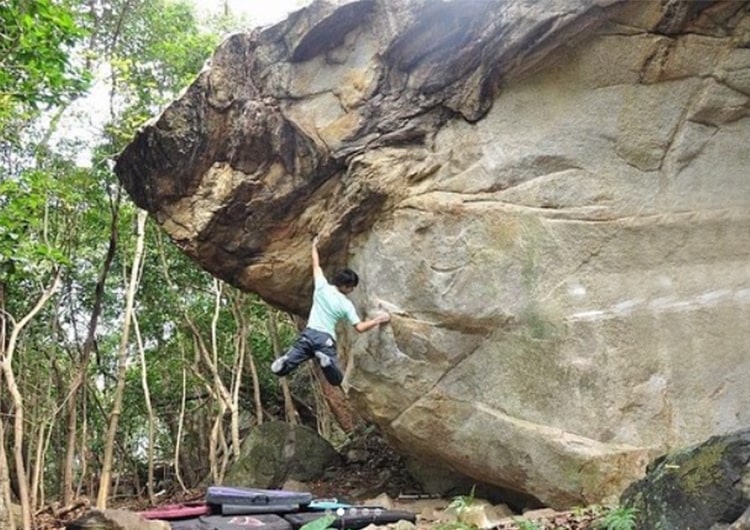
[[332, 268, 359, 288]]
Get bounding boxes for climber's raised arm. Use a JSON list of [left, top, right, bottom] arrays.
[[311, 235, 323, 278]]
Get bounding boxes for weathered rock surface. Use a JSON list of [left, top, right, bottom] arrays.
[[114, 0, 750, 508], [224, 421, 341, 488], [621, 428, 750, 530], [66, 509, 170, 530]]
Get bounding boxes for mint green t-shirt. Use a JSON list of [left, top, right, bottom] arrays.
[[307, 273, 361, 341]]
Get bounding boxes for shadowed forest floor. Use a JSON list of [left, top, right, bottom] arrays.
[[33, 433, 605, 529]]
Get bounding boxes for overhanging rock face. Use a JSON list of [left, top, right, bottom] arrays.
[[114, 0, 750, 508]]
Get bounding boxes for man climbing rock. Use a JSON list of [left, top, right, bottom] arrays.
[[271, 235, 390, 386]]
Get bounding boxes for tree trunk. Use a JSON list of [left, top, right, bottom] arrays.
[[267, 312, 297, 425], [0, 295, 15, 529], [0, 416, 14, 530], [245, 340, 264, 426], [0, 282, 16, 530], [0, 269, 62, 530], [62, 189, 119, 505], [28, 363, 56, 511], [96, 209, 147, 509], [229, 291, 246, 456], [37, 418, 56, 510], [75, 388, 90, 498], [173, 346, 189, 494], [156, 234, 234, 482], [312, 365, 356, 435], [209, 402, 228, 483], [206, 280, 233, 481], [29, 422, 45, 511], [133, 308, 156, 504]]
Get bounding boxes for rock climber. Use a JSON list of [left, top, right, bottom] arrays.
[[271, 235, 390, 386]]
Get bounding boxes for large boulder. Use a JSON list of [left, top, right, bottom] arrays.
[[114, 0, 750, 508]]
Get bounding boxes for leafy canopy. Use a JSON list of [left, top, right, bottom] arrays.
[[0, 0, 91, 111]]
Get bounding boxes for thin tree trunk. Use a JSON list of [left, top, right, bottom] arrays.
[[209, 407, 226, 483], [173, 344, 189, 494], [311, 369, 331, 439], [212, 282, 239, 456], [75, 388, 89, 499], [156, 234, 233, 481], [96, 209, 147, 509], [190, 338, 229, 484], [229, 292, 248, 451], [206, 280, 233, 481], [28, 365, 54, 512], [37, 415, 57, 510], [0, 269, 62, 530], [29, 422, 45, 511], [318, 370, 355, 434], [244, 338, 263, 426], [0, 285, 11, 530], [132, 306, 155, 504], [0, 293, 16, 529], [25, 381, 38, 509], [63, 188, 119, 505], [0, 415, 14, 530], [267, 312, 297, 425]]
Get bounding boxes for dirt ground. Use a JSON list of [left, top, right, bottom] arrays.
[[35, 432, 602, 530]]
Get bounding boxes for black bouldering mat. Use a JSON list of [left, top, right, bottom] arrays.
[[170, 513, 292, 530], [284, 508, 416, 530]]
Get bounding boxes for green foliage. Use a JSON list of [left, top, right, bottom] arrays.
[[0, 0, 90, 116], [514, 519, 542, 530], [435, 522, 478, 530], [436, 487, 480, 530], [103, 0, 220, 147], [596, 506, 638, 530], [585, 504, 606, 519], [0, 0, 299, 503], [0, 169, 75, 285], [299, 515, 336, 530], [448, 485, 477, 513]]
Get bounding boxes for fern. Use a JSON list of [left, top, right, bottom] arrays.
[[299, 514, 337, 530], [597, 506, 638, 530], [448, 485, 477, 514]]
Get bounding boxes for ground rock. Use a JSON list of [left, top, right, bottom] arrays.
[[621, 428, 750, 530], [65, 509, 170, 530], [224, 421, 341, 488], [392, 521, 417, 530], [454, 501, 514, 529], [730, 505, 750, 530], [114, 0, 750, 508], [364, 493, 395, 510]]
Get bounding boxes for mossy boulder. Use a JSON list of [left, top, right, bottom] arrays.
[[621, 428, 750, 530], [224, 421, 341, 488]]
